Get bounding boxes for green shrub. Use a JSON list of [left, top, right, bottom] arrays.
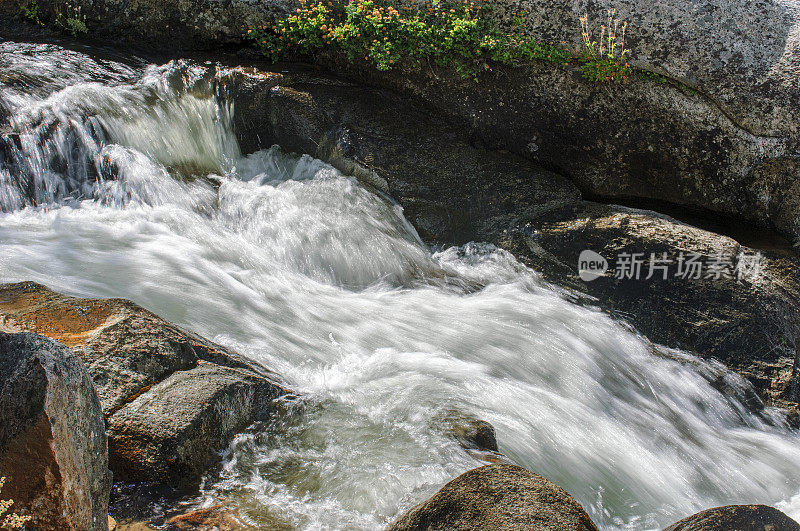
[[19, 0, 41, 24], [244, 2, 651, 84], [244, 0, 575, 81]]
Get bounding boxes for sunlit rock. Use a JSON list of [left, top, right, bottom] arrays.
[[0, 282, 290, 489], [387, 464, 598, 531]]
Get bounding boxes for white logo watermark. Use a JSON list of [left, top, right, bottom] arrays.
[[578, 249, 609, 281], [578, 250, 763, 282]]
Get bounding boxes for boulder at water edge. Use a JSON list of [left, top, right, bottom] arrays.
[[387, 464, 598, 531], [0, 332, 111, 530], [0, 281, 290, 489], [502, 201, 800, 419], [663, 504, 800, 531]]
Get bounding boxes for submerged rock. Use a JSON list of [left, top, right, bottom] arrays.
[[434, 410, 499, 454], [447, 418, 498, 454], [387, 464, 598, 531], [662, 504, 800, 531], [0, 332, 111, 530], [0, 281, 290, 489]]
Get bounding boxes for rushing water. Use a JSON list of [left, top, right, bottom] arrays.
[[1, 40, 800, 530]]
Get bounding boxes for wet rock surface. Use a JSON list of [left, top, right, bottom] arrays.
[[0, 281, 289, 489], [0, 332, 111, 530], [387, 464, 598, 530], [662, 504, 800, 531], [165, 503, 245, 531]]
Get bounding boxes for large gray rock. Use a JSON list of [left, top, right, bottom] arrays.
[[387, 464, 598, 530], [342, 55, 800, 241], [0, 332, 111, 530], [448, 0, 800, 140], [662, 504, 800, 531], [0, 281, 290, 489], [310, 0, 800, 241], [107, 362, 282, 487]]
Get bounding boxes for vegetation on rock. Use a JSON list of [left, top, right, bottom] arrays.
[[18, 0, 87, 36], [54, 2, 88, 37], [18, 1, 40, 25], [578, 10, 630, 82], [244, 0, 638, 83]]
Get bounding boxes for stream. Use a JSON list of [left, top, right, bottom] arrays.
[[1, 40, 799, 530]]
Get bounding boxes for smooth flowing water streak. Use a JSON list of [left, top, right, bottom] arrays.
[[1, 40, 799, 530]]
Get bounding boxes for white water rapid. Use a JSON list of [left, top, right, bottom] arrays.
[[1, 40, 799, 530]]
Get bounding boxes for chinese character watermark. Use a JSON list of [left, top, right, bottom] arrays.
[[578, 250, 763, 283]]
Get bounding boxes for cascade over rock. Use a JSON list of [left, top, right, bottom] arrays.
[[2, 0, 799, 239]]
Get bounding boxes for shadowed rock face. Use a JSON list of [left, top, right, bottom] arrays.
[[387, 464, 598, 531], [662, 504, 800, 531], [0, 332, 111, 531], [340, 57, 800, 241], [220, 66, 581, 247], [0, 281, 290, 489]]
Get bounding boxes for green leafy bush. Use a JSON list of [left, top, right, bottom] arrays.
[[244, 2, 648, 84], [19, 0, 41, 24], [244, 0, 575, 81]]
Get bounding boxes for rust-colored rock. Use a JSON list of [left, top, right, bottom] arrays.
[[165, 504, 244, 530], [0, 282, 289, 489]]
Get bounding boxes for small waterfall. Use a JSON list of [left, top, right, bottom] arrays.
[[0, 44, 238, 211]]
